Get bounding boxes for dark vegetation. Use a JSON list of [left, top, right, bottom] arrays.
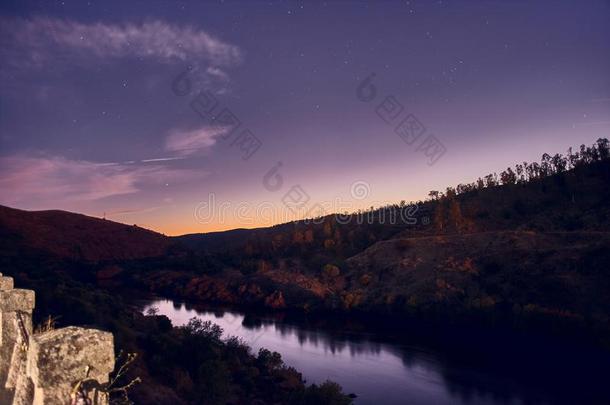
[[125, 139, 610, 343], [0, 249, 352, 404], [1, 138, 609, 402]]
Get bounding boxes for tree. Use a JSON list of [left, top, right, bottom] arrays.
[[434, 201, 446, 232], [324, 239, 335, 249], [293, 230, 305, 244], [588, 145, 600, 162], [515, 164, 524, 182], [323, 221, 333, 237], [333, 229, 342, 246], [322, 264, 341, 279], [540, 153, 552, 176], [597, 138, 609, 160], [567, 148, 577, 169], [551, 153, 567, 173], [528, 162, 540, 179], [146, 306, 159, 316], [580, 144, 591, 164], [456, 183, 471, 194], [304, 228, 314, 243], [500, 167, 517, 185], [449, 199, 465, 232], [484, 174, 496, 187]]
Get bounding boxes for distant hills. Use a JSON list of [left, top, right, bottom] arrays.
[[1, 139, 610, 341], [0, 205, 171, 262]]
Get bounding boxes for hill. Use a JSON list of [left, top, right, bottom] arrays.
[[1, 139, 609, 343], [0, 205, 172, 262], [1, 139, 610, 402], [154, 140, 610, 340]]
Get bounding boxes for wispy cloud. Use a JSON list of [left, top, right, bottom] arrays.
[[0, 154, 203, 206], [131, 157, 187, 164], [105, 206, 164, 217], [165, 126, 228, 156], [0, 17, 242, 69]]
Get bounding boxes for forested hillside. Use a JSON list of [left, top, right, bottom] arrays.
[[1, 140, 609, 404]]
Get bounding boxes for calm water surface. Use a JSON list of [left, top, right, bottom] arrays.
[[142, 299, 609, 405]]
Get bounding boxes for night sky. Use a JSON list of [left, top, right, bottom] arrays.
[[1, 0, 609, 235]]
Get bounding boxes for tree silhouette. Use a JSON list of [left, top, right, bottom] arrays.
[[426, 138, 609, 202]]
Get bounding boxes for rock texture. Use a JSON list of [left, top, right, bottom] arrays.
[[0, 273, 115, 405], [28, 327, 114, 405], [0, 273, 35, 405]]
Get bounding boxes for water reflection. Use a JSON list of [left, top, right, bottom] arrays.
[[143, 299, 609, 405]]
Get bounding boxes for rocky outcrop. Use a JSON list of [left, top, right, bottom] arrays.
[[0, 273, 34, 405], [0, 273, 114, 404]]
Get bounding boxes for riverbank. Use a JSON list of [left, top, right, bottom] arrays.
[[138, 295, 610, 405]]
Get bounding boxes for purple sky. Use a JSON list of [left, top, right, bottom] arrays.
[[1, 0, 609, 235]]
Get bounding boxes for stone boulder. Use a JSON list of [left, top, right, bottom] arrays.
[[28, 327, 115, 405]]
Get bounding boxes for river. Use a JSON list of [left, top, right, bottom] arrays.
[[142, 298, 610, 405]]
